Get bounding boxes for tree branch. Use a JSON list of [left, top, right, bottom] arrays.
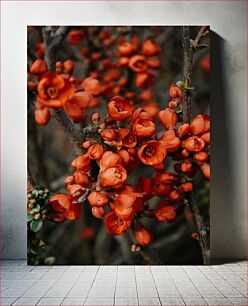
[[182, 26, 210, 265], [42, 26, 85, 155]]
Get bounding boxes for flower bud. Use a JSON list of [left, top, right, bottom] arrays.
[[158, 108, 178, 130]]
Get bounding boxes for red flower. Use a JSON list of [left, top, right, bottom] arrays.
[[138, 140, 166, 166], [128, 55, 147, 73], [135, 72, 155, 89], [88, 191, 108, 207], [190, 114, 210, 136], [201, 163, 210, 180], [181, 182, 194, 192], [118, 41, 137, 56], [68, 29, 84, 45], [34, 102, 51, 126], [134, 222, 153, 246], [63, 60, 74, 74], [158, 108, 178, 130], [184, 136, 205, 152], [37, 72, 75, 108], [155, 204, 176, 223], [81, 77, 101, 95], [71, 154, 91, 172], [50, 194, 82, 221], [118, 128, 137, 148], [194, 152, 209, 162], [100, 165, 127, 188], [30, 59, 47, 75], [100, 129, 117, 141], [104, 212, 132, 236], [100, 151, 122, 170], [73, 170, 90, 186], [169, 84, 183, 99], [132, 116, 156, 138], [142, 39, 161, 56], [136, 177, 153, 199], [107, 96, 133, 121], [177, 123, 190, 138], [92, 206, 105, 219], [159, 129, 181, 152], [88, 143, 104, 160]]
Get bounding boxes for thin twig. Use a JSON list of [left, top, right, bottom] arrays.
[[182, 26, 210, 265], [27, 166, 36, 190], [42, 26, 85, 155]]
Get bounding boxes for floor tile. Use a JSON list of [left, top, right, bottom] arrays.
[[139, 297, 161, 305], [114, 297, 138, 305], [204, 297, 232, 305], [12, 297, 40, 305], [37, 297, 64, 305], [160, 297, 185, 305], [84, 297, 114, 305], [61, 297, 86, 305]]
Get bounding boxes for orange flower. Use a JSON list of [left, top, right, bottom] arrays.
[[118, 150, 130, 166], [138, 140, 166, 166], [37, 72, 75, 108], [142, 103, 159, 119], [50, 194, 72, 210], [88, 143, 104, 160], [155, 205, 177, 223], [201, 132, 210, 144], [34, 102, 51, 126], [194, 151, 209, 162], [100, 129, 117, 141], [107, 96, 133, 121], [100, 165, 127, 188], [100, 151, 122, 170], [181, 182, 194, 192], [142, 39, 161, 56], [81, 77, 101, 95], [64, 98, 85, 121], [139, 90, 154, 102], [169, 84, 183, 99], [168, 189, 182, 202], [118, 128, 137, 148], [136, 177, 153, 199], [30, 59, 47, 75], [128, 55, 147, 73], [147, 57, 161, 69], [158, 108, 178, 130], [68, 29, 84, 45], [184, 136, 205, 152], [92, 112, 100, 124], [73, 170, 90, 186], [200, 54, 210, 73], [132, 116, 156, 138], [92, 206, 105, 219], [67, 184, 85, 198], [181, 159, 193, 173], [88, 191, 108, 207], [63, 60, 74, 74], [201, 163, 210, 180], [134, 222, 153, 246], [104, 212, 132, 235], [190, 114, 210, 136], [155, 172, 179, 184], [177, 123, 190, 138], [153, 182, 172, 197], [113, 185, 143, 220], [50, 194, 82, 221], [71, 154, 91, 172], [118, 41, 136, 56], [135, 72, 155, 89], [118, 57, 129, 67], [159, 129, 181, 152]]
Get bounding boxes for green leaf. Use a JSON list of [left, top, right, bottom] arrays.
[[30, 219, 43, 232], [27, 214, 34, 222], [176, 80, 184, 90], [31, 190, 39, 198], [44, 256, 56, 265], [32, 204, 41, 213], [31, 246, 39, 255]]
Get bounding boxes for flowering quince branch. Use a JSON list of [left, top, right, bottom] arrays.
[[28, 26, 210, 264], [182, 26, 210, 264]]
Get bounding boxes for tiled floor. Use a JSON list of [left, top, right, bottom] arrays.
[[0, 260, 247, 306]]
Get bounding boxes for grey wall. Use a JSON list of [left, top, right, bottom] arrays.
[[1, 1, 247, 261]]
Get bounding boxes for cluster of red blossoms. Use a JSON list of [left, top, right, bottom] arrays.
[[28, 59, 101, 125], [50, 88, 210, 247]]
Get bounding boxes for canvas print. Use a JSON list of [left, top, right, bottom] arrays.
[[27, 26, 210, 265]]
